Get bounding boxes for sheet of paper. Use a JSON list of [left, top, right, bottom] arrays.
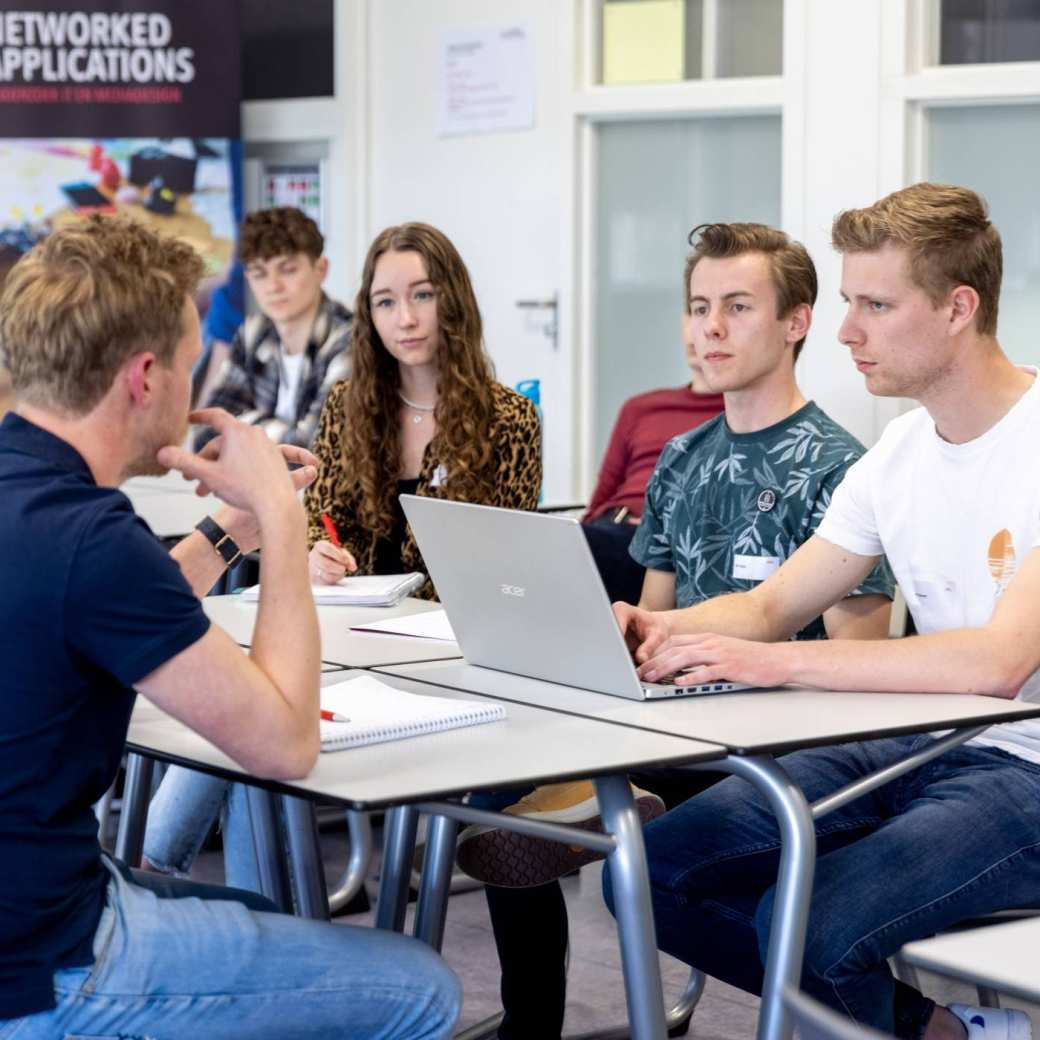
[[602, 0, 685, 84], [351, 609, 457, 642], [439, 22, 534, 137]]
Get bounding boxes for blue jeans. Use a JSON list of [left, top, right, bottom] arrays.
[[145, 767, 259, 889], [0, 855, 460, 1040], [604, 736, 1040, 1037]]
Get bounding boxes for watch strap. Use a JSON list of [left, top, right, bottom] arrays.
[[195, 515, 243, 568]]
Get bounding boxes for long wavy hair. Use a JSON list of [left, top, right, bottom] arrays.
[[342, 223, 497, 538]]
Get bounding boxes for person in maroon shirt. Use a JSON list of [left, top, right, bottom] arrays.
[[582, 364, 723, 602]]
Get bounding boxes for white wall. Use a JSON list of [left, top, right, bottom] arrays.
[[785, 0, 896, 448], [247, 0, 1040, 493], [364, 0, 574, 501]]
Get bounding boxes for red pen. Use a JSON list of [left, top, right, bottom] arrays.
[[320, 709, 350, 723], [321, 513, 341, 548]]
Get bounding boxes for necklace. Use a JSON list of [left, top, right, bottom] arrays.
[[399, 390, 437, 424]]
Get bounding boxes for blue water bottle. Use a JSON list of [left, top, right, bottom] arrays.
[[514, 379, 544, 503]]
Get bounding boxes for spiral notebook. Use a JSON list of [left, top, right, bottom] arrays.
[[240, 572, 424, 607], [319, 675, 506, 752]]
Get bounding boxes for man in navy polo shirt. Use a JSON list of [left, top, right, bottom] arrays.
[[0, 216, 460, 1039]]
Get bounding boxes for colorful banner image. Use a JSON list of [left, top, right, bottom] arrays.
[[0, 136, 235, 277]]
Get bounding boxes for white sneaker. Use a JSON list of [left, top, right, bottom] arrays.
[[949, 1004, 1032, 1040]]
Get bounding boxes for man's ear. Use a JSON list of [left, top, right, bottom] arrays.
[[124, 352, 157, 407], [315, 255, 329, 283], [948, 284, 981, 337], [785, 302, 812, 346]]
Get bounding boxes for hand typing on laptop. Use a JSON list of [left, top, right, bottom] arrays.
[[638, 631, 791, 690], [612, 601, 671, 663]]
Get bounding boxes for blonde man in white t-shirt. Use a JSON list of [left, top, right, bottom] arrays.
[[613, 183, 1040, 1040]]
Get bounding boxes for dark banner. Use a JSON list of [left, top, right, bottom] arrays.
[[0, 0, 239, 138], [0, 1, 241, 291]]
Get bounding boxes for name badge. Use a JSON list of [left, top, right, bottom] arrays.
[[733, 554, 780, 582], [429, 464, 448, 488]]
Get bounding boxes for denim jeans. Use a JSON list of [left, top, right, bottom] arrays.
[[144, 767, 260, 889], [0, 855, 460, 1040], [604, 736, 1040, 1038]]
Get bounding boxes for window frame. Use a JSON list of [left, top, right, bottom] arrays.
[[571, 0, 794, 491]]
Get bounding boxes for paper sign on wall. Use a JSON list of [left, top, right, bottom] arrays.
[[439, 23, 534, 137]]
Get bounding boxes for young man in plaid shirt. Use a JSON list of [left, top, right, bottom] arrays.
[[195, 207, 352, 449]]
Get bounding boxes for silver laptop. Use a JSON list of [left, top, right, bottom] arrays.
[[401, 496, 751, 701]]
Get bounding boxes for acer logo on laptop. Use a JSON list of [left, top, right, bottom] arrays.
[[499, 584, 526, 597]]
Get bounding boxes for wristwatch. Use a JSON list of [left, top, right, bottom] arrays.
[[195, 515, 243, 568]]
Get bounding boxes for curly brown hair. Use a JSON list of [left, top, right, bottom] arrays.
[[343, 223, 497, 537], [239, 206, 324, 263]]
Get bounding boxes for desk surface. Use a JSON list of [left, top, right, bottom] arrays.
[[127, 670, 724, 810], [124, 484, 223, 539], [123, 473, 201, 497], [902, 917, 1040, 1004], [373, 661, 1040, 755], [203, 595, 464, 669]]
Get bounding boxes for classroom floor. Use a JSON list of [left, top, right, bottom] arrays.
[[103, 808, 1040, 1039]]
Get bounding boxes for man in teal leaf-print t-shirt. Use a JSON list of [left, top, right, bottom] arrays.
[[451, 224, 896, 1040], [630, 222, 894, 638]]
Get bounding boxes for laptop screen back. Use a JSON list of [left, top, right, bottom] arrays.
[[401, 497, 646, 698]]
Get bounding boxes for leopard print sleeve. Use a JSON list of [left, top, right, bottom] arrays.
[[484, 384, 542, 512], [303, 379, 358, 554]]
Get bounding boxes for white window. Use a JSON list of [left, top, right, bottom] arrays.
[[592, 115, 782, 464], [598, 0, 783, 84], [925, 103, 1040, 364]]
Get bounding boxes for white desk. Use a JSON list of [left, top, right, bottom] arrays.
[[375, 660, 1040, 1040], [127, 671, 718, 811], [203, 595, 464, 668], [373, 661, 1040, 753], [122, 481, 223, 539], [902, 917, 1040, 1005], [124, 670, 726, 1040], [123, 472, 201, 496]]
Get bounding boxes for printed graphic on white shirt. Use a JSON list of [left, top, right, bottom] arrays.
[[988, 528, 1017, 596]]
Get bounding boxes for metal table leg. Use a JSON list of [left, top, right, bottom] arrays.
[[243, 786, 294, 913], [595, 773, 669, 1040], [115, 753, 155, 866], [716, 755, 815, 1040], [328, 810, 374, 915], [414, 812, 458, 951], [281, 794, 330, 920], [566, 967, 704, 1040], [376, 805, 419, 932]]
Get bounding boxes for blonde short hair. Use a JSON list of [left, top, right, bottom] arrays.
[[0, 216, 204, 414], [831, 183, 1002, 336]]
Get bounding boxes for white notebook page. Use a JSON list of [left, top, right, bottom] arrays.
[[319, 675, 504, 751]]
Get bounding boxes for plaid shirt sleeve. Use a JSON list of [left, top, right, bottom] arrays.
[[260, 299, 353, 448], [193, 325, 263, 450]]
